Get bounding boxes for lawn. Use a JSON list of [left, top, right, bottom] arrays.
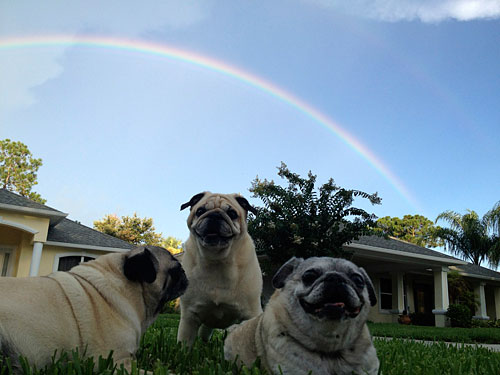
[[2, 314, 500, 375], [368, 322, 500, 344]]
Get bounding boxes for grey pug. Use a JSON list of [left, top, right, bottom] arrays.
[[0, 246, 187, 373], [224, 257, 379, 375], [177, 192, 263, 346]]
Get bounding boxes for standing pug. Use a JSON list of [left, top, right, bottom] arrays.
[[0, 246, 188, 373], [224, 257, 379, 375], [177, 192, 263, 346]]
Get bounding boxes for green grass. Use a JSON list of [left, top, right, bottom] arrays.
[[2, 314, 500, 375], [368, 322, 500, 344]]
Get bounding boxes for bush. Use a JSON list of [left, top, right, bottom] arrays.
[[447, 304, 473, 328]]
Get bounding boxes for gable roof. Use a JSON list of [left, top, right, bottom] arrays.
[[352, 235, 500, 281], [47, 218, 134, 251], [0, 189, 132, 251]]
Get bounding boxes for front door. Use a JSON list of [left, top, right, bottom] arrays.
[[0, 247, 13, 276], [413, 282, 434, 313]]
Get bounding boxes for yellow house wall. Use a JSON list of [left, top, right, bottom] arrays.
[[367, 275, 398, 323], [0, 211, 49, 242], [37, 246, 105, 276]]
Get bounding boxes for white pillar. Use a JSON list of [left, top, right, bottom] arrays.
[[432, 266, 449, 327], [29, 242, 44, 276], [395, 272, 405, 314], [473, 282, 489, 320], [494, 287, 500, 320]]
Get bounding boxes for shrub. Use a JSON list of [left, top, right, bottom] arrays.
[[447, 304, 473, 328]]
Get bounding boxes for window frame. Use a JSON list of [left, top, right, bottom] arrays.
[[378, 277, 393, 313], [53, 252, 97, 272]]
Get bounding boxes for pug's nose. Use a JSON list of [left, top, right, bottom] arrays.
[[207, 211, 223, 220], [323, 272, 347, 286]]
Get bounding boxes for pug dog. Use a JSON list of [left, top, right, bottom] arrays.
[[0, 246, 188, 373], [177, 192, 263, 346], [224, 257, 379, 375]]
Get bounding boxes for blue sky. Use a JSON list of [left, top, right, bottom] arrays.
[[1, 0, 499, 246]]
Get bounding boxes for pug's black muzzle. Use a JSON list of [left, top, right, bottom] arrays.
[[195, 212, 234, 246], [300, 276, 363, 320]]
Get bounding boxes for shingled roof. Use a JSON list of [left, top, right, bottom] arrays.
[[0, 189, 132, 251], [0, 188, 63, 213], [353, 235, 459, 261], [47, 218, 134, 250]]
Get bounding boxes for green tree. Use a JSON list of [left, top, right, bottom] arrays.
[[0, 139, 45, 204], [93, 213, 163, 246], [374, 214, 443, 248], [248, 162, 381, 266], [434, 202, 500, 266], [162, 236, 183, 254]]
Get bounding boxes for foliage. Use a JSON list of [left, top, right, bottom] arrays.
[[0, 139, 45, 204], [93, 213, 163, 246], [248, 162, 381, 266], [374, 214, 443, 248], [161, 236, 183, 255], [3, 315, 500, 375], [447, 304, 473, 328], [447, 270, 477, 314], [434, 203, 500, 266], [368, 322, 500, 344]]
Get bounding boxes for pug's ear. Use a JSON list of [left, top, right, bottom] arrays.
[[359, 267, 377, 306], [180, 192, 206, 211], [272, 257, 303, 289], [235, 196, 258, 215], [124, 247, 159, 284]]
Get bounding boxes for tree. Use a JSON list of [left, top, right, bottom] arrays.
[[248, 162, 381, 266], [434, 202, 500, 266], [93, 213, 163, 246], [0, 139, 45, 204], [162, 236, 183, 255], [374, 214, 443, 248]]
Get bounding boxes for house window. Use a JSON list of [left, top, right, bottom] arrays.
[[379, 277, 393, 310], [57, 255, 95, 271], [0, 247, 13, 277]]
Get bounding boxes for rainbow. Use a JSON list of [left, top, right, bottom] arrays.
[[0, 35, 419, 208]]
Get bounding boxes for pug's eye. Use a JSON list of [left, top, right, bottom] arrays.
[[351, 274, 365, 288], [196, 207, 206, 216], [227, 209, 238, 220], [302, 269, 320, 286]]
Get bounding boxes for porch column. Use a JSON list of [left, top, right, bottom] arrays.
[[29, 241, 44, 276], [494, 287, 500, 320], [473, 282, 489, 320], [432, 266, 449, 327], [395, 271, 405, 314]]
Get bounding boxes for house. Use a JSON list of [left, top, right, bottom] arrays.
[[260, 235, 500, 327], [3, 188, 499, 328], [0, 189, 133, 277], [348, 236, 500, 327]]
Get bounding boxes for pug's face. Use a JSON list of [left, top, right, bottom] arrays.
[[181, 192, 256, 258], [272, 257, 377, 349], [123, 246, 188, 316]]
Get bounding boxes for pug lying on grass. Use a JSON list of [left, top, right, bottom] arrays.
[[0, 246, 187, 373], [224, 256, 379, 375]]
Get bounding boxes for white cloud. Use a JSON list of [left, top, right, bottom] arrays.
[[0, 0, 211, 116], [306, 0, 500, 22]]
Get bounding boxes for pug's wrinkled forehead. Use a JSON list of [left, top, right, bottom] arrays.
[[297, 257, 359, 274]]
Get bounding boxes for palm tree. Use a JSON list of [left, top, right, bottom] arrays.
[[434, 201, 500, 267]]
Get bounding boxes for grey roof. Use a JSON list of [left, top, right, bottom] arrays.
[[353, 235, 459, 260], [0, 188, 63, 213], [353, 235, 500, 280], [452, 263, 500, 280], [47, 218, 134, 250]]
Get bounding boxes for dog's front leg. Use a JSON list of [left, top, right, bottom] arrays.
[[176, 312, 200, 347]]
